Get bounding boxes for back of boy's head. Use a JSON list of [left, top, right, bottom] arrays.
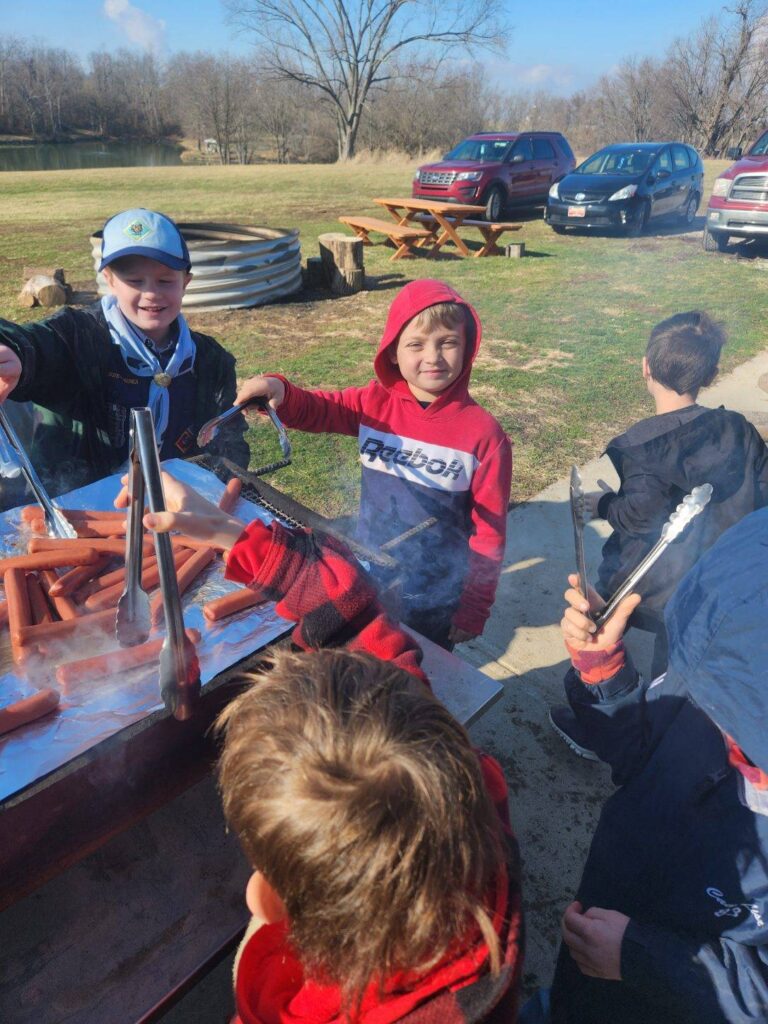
[[645, 311, 726, 397], [217, 649, 504, 1003]]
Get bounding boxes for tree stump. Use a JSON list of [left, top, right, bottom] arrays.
[[317, 232, 364, 295], [305, 256, 327, 288], [17, 274, 71, 308]]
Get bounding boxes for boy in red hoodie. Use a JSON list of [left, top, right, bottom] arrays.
[[235, 279, 512, 649], [136, 472, 523, 1024]]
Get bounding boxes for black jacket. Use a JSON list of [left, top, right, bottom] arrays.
[[596, 405, 768, 619], [0, 303, 249, 494]]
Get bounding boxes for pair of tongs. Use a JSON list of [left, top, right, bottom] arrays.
[[115, 408, 200, 721], [0, 405, 77, 539], [197, 397, 292, 476], [569, 465, 713, 629]]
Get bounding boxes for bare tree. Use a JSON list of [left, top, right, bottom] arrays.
[[667, 0, 768, 155], [223, 0, 505, 160], [594, 57, 665, 143]]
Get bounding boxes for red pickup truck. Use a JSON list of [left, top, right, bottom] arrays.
[[704, 129, 768, 251]]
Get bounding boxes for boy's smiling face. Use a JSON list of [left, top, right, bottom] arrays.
[[104, 255, 191, 346], [391, 317, 466, 403]]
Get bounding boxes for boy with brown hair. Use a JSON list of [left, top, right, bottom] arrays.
[[234, 279, 512, 650], [219, 648, 521, 1024], [550, 310, 768, 757], [133, 471, 523, 1024]]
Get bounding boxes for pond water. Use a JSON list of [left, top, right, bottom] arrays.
[[0, 141, 183, 172]]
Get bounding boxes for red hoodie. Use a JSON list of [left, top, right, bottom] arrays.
[[272, 280, 512, 637]]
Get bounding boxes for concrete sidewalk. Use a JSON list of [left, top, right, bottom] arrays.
[[461, 349, 768, 990]]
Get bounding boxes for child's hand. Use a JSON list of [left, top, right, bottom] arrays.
[[561, 573, 640, 652], [0, 345, 22, 401], [448, 625, 477, 645], [236, 375, 285, 411], [114, 471, 245, 551], [583, 491, 606, 520], [561, 901, 629, 980]]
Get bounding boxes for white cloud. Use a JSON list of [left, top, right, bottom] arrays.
[[103, 0, 166, 54]]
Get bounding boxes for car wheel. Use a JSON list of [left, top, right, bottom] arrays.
[[626, 202, 649, 237], [703, 227, 728, 252], [682, 193, 698, 225], [483, 186, 504, 223]]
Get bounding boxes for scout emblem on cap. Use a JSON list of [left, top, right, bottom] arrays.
[[154, 372, 173, 388], [123, 218, 155, 242]]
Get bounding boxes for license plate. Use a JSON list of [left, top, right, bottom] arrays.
[[567, 206, 586, 218]]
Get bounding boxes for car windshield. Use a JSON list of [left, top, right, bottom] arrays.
[[749, 130, 768, 156], [576, 148, 655, 175], [444, 138, 511, 162]]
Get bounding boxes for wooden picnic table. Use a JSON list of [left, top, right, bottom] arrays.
[[373, 196, 487, 257]]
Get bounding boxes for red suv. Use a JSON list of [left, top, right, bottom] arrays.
[[412, 131, 576, 221], [704, 129, 768, 251]]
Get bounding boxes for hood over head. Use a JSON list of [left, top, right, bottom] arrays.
[[664, 507, 768, 770], [373, 279, 481, 395]]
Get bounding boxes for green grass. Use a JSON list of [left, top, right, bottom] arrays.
[[0, 159, 765, 515]]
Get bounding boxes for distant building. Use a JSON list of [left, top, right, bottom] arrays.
[[203, 138, 219, 153]]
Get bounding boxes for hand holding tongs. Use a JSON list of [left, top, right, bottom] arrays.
[[592, 482, 713, 630], [116, 408, 200, 721], [197, 398, 291, 476], [0, 405, 77, 539]]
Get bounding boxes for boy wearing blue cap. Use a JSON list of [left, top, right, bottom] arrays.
[[0, 208, 249, 494]]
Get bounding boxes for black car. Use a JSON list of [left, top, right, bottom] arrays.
[[545, 142, 704, 235]]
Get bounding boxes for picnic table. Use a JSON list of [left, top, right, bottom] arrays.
[[373, 197, 522, 257]]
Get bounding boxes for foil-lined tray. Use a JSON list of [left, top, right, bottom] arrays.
[[0, 459, 292, 804]]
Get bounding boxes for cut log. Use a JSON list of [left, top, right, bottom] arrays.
[[318, 232, 365, 295], [17, 275, 71, 308]]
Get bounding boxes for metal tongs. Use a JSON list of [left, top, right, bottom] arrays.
[[0, 405, 77, 539], [197, 398, 292, 476], [569, 466, 590, 609], [592, 482, 713, 630], [116, 408, 200, 721]]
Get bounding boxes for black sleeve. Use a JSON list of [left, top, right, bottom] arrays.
[[200, 346, 250, 470], [602, 457, 672, 538], [0, 309, 89, 417]]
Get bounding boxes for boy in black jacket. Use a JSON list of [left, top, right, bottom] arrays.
[[550, 311, 768, 757], [0, 208, 249, 496]]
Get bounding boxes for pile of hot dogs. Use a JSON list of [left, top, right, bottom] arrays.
[[0, 476, 265, 738]]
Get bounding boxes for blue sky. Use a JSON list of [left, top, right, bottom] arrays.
[[0, 0, 729, 94]]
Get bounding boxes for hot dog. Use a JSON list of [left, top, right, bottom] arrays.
[[47, 556, 112, 597], [28, 538, 149, 557], [0, 549, 101, 573], [26, 573, 54, 625], [84, 548, 195, 612], [13, 607, 116, 648], [21, 506, 128, 523], [151, 547, 216, 626], [56, 628, 202, 688], [5, 568, 33, 663], [28, 518, 127, 538], [218, 477, 242, 514], [0, 688, 60, 736], [39, 569, 80, 620], [203, 587, 262, 622]]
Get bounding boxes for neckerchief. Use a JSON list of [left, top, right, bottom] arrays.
[[101, 294, 196, 447]]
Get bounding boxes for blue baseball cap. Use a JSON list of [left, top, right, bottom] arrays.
[[99, 208, 191, 271]]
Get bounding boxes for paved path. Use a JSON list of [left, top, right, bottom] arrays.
[[461, 349, 768, 988]]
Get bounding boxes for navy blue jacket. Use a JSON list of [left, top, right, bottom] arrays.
[[553, 508, 768, 1023]]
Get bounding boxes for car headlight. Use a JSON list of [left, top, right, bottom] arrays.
[[455, 171, 483, 181], [413, 170, 421, 182], [549, 182, 560, 199], [608, 184, 638, 201], [711, 177, 730, 197]]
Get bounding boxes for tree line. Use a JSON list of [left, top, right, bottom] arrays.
[[0, 0, 765, 162]]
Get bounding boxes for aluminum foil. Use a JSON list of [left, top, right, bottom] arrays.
[[0, 459, 292, 804]]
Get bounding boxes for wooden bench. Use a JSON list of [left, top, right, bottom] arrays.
[[338, 215, 434, 261], [416, 215, 522, 257]]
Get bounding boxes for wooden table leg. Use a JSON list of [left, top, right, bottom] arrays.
[[430, 213, 471, 257], [474, 226, 502, 257], [390, 238, 415, 261]]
